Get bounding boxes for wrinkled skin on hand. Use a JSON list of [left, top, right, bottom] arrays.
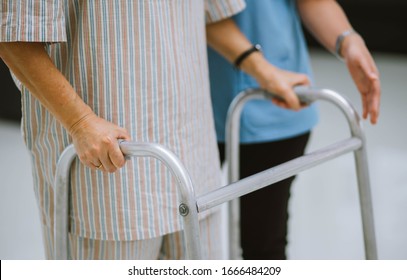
[[70, 113, 131, 173]]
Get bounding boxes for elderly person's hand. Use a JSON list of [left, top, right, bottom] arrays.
[[340, 33, 381, 124], [70, 114, 131, 173]]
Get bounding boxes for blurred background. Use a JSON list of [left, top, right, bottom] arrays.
[[1, 0, 406, 259]]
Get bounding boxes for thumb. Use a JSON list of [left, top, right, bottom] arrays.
[[116, 128, 131, 141]]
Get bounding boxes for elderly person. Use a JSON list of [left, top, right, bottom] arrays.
[[1, 0, 248, 259]]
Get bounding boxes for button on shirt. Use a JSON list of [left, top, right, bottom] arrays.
[[0, 0, 246, 241]]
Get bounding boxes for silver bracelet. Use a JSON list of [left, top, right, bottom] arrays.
[[335, 29, 356, 61]]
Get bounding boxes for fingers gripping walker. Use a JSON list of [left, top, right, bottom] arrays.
[[54, 86, 377, 260]]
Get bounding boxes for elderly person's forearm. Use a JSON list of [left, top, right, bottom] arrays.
[[0, 42, 94, 130], [0, 42, 130, 171]]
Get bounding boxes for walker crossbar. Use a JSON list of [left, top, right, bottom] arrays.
[[222, 86, 377, 260], [197, 137, 361, 211]]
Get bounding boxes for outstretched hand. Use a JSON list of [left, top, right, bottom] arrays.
[[341, 34, 381, 124], [70, 114, 131, 173]]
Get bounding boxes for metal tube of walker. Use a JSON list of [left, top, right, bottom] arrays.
[[225, 86, 377, 259], [54, 141, 201, 260], [197, 137, 362, 211]]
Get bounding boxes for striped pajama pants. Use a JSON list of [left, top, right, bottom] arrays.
[[42, 210, 223, 260]]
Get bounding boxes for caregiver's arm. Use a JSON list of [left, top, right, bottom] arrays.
[[206, 18, 310, 110], [298, 0, 380, 124]]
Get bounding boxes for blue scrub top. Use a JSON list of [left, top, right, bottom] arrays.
[[208, 0, 319, 143]]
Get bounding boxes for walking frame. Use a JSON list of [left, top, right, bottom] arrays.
[[54, 86, 377, 260]]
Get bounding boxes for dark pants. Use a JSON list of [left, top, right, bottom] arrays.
[[218, 132, 310, 260]]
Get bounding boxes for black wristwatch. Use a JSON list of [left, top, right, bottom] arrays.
[[234, 44, 262, 69]]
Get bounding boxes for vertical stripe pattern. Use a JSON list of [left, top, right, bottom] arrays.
[[67, 209, 223, 260], [0, 0, 66, 42], [0, 0, 245, 244]]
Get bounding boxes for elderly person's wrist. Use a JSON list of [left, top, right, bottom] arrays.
[[68, 108, 96, 136]]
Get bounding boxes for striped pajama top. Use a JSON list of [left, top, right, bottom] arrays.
[[0, 0, 246, 241]]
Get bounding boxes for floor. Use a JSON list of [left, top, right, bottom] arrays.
[[1, 49, 406, 260]]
